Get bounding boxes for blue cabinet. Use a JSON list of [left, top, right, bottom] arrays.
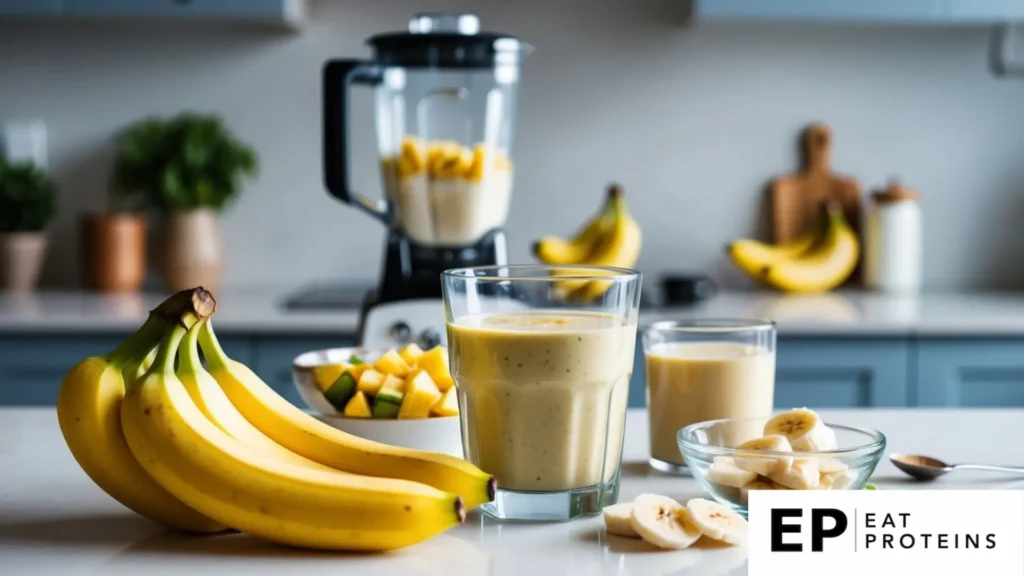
[[774, 338, 910, 408], [0, 332, 252, 406], [694, 0, 1024, 23], [0, 0, 62, 15], [64, 0, 302, 21], [0, 336, 122, 406], [915, 339, 1024, 407]]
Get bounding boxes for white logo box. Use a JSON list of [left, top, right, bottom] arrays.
[[748, 490, 1024, 576]]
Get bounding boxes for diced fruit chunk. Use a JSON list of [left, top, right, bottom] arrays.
[[343, 391, 372, 418], [431, 387, 459, 417], [372, 377, 405, 419], [399, 343, 425, 366], [356, 369, 386, 396], [433, 372, 455, 392], [398, 369, 442, 419], [346, 364, 369, 383], [312, 364, 349, 392], [323, 372, 358, 410], [348, 353, 366, 365], [416, 346, 451, 388], [374, 349, 411, 377], [380, 374, 405, 394]]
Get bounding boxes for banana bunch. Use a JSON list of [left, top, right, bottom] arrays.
[[532, 184, 642, 302], [726, 202, 859, 293], [56, 288, 495, 551]]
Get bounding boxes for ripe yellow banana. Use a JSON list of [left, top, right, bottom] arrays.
[[122, 320, 466, 551], [762, 204, 859, 293], [553, 189, 642, 300], [56, 290, 225, 534], [176, 320, 334, 471], [197, 320, 496, 510], [533, 185, 618, 265], [726, 229, 818, 281]]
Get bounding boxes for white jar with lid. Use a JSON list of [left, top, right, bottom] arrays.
[[864, 181, 921, 293]]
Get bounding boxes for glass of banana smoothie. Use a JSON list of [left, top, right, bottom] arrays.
[[643, 319, 776, 474], [443, 265, 641, 521]]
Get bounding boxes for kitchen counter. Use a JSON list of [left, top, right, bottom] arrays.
[[5, 288, 1024, 336], [2, 407, 1022, 575]]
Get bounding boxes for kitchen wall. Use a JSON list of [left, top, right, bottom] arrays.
[[2, 0, 1024, 292]]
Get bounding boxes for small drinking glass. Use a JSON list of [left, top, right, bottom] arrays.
[[442, 265, 642, 521], [643, 319, 776, 474]]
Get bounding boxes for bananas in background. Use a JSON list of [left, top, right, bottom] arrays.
[[532, 184, 642, 301], [56, 288, 494, 551], [727, 202, 859, 293]]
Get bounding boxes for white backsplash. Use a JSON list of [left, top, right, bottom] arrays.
[[1, 0, 1024, 291]]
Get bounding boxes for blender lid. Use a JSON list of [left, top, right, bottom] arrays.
[[367, 13, 532, 69]]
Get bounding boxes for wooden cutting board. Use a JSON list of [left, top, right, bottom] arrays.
[[771, 123, 861, 243]]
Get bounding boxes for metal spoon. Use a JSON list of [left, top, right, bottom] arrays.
[[890, 453, 1024, 481]]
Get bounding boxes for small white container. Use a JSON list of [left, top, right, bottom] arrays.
[[864, 182, 921, 293]]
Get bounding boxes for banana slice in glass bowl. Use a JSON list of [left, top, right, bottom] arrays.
[[677, 408, 886, 516]]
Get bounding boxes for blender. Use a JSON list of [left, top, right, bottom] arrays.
[[322, 13, 531, 349]]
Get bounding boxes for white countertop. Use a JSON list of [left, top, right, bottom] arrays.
[[4, 288, 1024, 336], [3, 407, 1024, 575]]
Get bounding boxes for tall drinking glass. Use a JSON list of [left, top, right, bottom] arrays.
[[643, 319, 776, 474], [442, 265, 642, 521]]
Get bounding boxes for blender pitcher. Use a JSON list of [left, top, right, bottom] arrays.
[[323, 13, 532, 247]]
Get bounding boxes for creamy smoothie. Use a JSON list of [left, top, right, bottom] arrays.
[[646, 342, 775, 466], [447, 310, 635, 492]]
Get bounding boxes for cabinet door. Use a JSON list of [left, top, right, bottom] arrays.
[[0, 334, 253, 406], [64, 0, 292, 19], [694, 0, 1024, 23], [0, 336, 122, 405], [774, 338, 910, 408], [252, 337, 356, 409], [0, 0, 62, 15], [916, 339, 1024, 407]]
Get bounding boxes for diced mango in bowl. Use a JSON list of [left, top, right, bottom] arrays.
[[315, 345, 458, 420]]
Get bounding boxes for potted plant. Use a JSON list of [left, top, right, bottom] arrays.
[[111, 112, 258, 293], [0, 156, 58, 292], [80, 180, 148, 293]]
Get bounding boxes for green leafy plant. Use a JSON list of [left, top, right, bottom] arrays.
[[111, 112, 258, 212], [0, 156, 59, 233]]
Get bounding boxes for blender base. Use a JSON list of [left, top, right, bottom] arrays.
[[371, 228, 507, 306]]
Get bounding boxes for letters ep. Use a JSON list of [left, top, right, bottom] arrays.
[[771, 508, 848, 552]]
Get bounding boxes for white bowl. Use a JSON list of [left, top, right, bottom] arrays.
[[291, 347, 464, 458]]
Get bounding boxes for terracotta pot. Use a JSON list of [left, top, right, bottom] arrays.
[[159, 209, 222, 293], [0, 233, 48, 292], [81, 212, 147, 293]]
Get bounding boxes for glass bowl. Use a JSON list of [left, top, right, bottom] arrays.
[[677, 416, 885, 516]]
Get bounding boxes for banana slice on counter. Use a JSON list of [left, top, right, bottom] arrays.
[[629, 494, 702, 550], [603, 503, 640, 538], [706, 457, 758, 488], [763, 408, 838, 452], [733, 434, 794, 476], [769, 458, 821, 490], [685, 498, 749, 546]]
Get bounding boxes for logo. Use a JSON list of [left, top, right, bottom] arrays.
[[748, 490, 1024, 576]]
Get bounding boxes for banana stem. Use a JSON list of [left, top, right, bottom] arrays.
[[197, 320, 230, 371], [105, 316, 167, 369], [177, 320, 206, 376], [151, 323, 190, 378], [148, 309, 203, 380]]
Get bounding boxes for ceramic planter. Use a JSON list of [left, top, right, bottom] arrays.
[[0, 233, 47, 292], [81, 212, 147, 293], [159, 209, 222, 293]]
